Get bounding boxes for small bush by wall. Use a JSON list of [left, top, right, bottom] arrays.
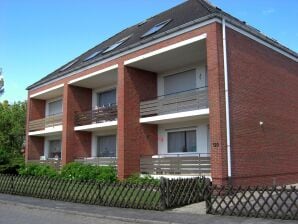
[[60, 162, 116, 182], [18, 164, 57, 177]]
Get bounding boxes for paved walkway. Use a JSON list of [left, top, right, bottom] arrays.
[[0, 194, 296, 224]]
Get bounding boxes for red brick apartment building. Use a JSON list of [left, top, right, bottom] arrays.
[[25, 0, 298, 186]]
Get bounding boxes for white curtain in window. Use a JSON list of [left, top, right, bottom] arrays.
[[48, 100, 62, 115], [164, 69, 196, 95], [97, 135, 116, 157], [97, 89, 116, 107]]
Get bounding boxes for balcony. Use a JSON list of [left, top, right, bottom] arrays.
[[74, 105, 117, 128], [28, 113, 63, 135], [140, 153, 210, 176], [140, 88, 208, 123], [74, 157, 117, 166]]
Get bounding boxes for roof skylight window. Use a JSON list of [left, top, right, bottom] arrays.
[[141, 19, 171, 38], [60, 59, 79, 72], [102, 36, 131, 54], [83, 50, 102, 62]]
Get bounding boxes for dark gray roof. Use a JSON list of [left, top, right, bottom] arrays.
[[27, 0, 298, 90]]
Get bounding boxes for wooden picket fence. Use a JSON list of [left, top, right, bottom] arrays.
[[206, 185, 298, 220], [0, 174, 209, 210]]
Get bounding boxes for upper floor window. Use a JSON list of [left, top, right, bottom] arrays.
[[48, 99, 62, 116], [164, 69, 196, 95], [97, 89, 116, 107]]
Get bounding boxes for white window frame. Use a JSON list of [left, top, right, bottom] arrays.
[[92, 85, 117, 109], [45, 97, 63, 117], [166, 127, 198, 154]]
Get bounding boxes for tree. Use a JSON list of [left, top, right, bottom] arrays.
[[0, 101, 26, 173], [0, 69, 4, 96]]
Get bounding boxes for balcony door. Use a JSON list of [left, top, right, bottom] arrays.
[[97, 135, 116, 157], [97, 89, 116, 107]]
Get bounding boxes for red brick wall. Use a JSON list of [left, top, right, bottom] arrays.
[[227, 28, 298, 186], [62, 85, 92, 164], [29, 98, 45, 121], [117, 65, 157, 179], [207, 23, 228, 185], [27, 136, 44, 160], [25, 98, 46, 160]]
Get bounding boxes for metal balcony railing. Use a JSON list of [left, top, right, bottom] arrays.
[[74, 105, 117, 126], [140, 153, 211, 176], [28, 113, 63, 132], [74, 157, 117, 166], [140, 87, 208, 117]]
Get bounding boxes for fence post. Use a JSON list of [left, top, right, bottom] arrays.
[[160, 177, 167, 210], [10, 175, 14, 194], [205, 182, 212, 214]]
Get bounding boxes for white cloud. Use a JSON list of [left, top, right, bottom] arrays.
[[262, 8, 276, 15]]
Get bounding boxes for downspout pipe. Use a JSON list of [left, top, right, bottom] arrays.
[[222, 18, 232, 179]]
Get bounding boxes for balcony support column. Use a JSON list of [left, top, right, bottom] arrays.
[[117, 65, 158, 179], [61, 85, 92, 165], [25, 96, 45, 161], [207, 23, 229, 185]]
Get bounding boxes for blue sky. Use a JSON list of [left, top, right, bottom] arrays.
[[0, 0, 297, 103]]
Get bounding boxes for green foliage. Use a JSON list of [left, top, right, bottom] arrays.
[[0, 101, 26, 174], [0, 101, 26, 154], [18, 163, 57, 177], [125, 173, 159, 184], [60, 162, 116, 182], [0, 149, 24, 174], [0, 148, 9, 165]]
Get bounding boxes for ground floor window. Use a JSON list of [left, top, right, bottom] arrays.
[[97, 135, 116, 157], [48, 139, 61, 159], [167, 130, 196, 153]]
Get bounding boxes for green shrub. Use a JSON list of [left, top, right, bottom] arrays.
[[125, 173, 159, 185], [18, 164, 57, 177], [60, 162, 116, 182]]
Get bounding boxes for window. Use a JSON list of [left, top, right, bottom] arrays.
[[164, 69, 196, 95], [48, 99, 62, 116], [102, 36, 131, 54], [83, 50, 102, 62], [97, 135, 116, 157], [97, 89, 116, 107], [141, 19, 171, 38], [168, 130, 196, 153], [48, 140, 61, 159], [60, 59, 78, 72]]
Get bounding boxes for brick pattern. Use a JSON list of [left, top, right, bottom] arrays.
[[227, 28, 298, 186], [26, 98, 46, 160], [27, 136, 44, 160], [207, 23, 228, 185], [62, 85, 92, 165], [117, 65, 157, 179]]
